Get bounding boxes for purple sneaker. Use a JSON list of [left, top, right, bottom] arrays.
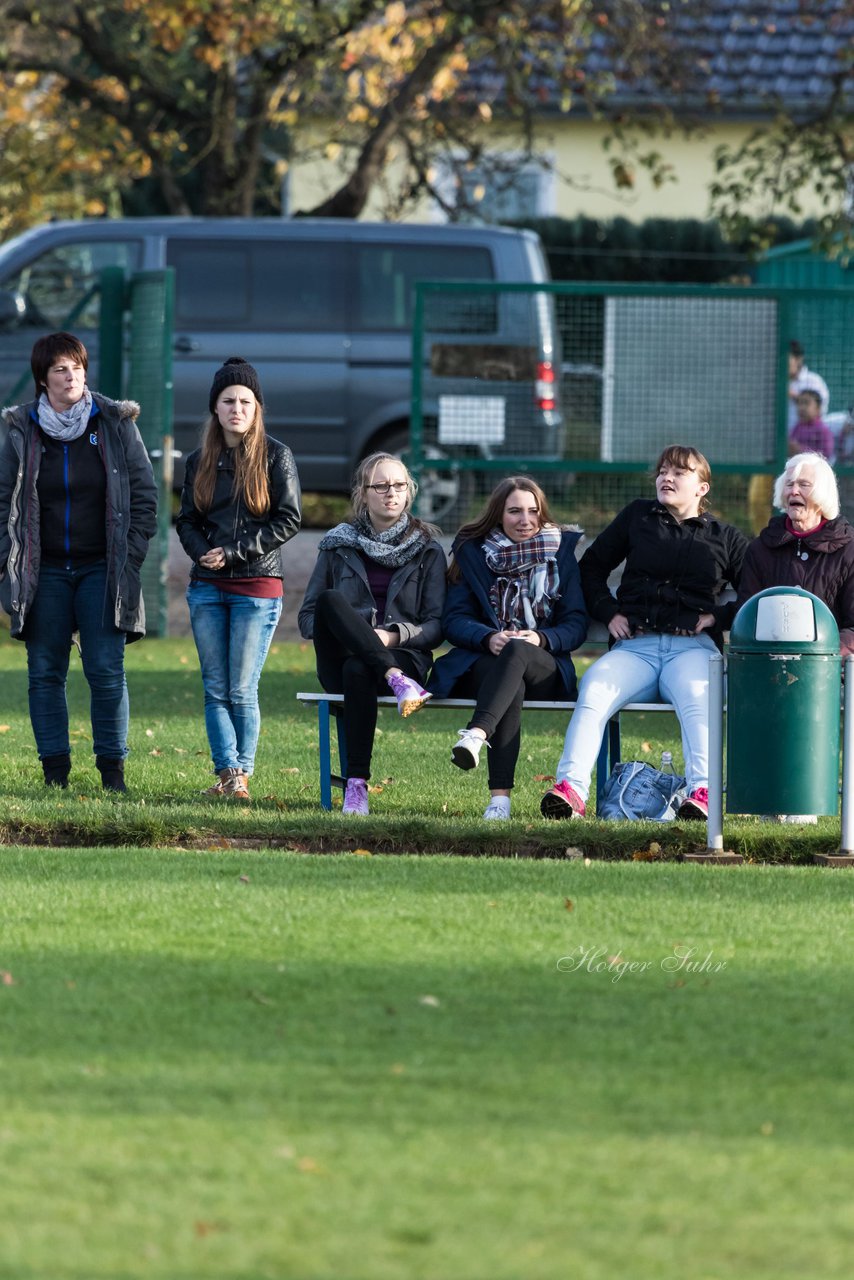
[[342, 777, 369, 815], [386, 671, 432, 718]]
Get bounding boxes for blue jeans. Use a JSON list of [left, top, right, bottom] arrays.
[[555, 633, 719, 800], [25, 561, 128, 760], [187, 583, 281, 775]]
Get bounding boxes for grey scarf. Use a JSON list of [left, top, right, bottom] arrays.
[[319, 513, 428, 568], [37, 388, 93, 442]]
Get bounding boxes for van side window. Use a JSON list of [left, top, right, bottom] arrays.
[[5, 240, 141, 329], [355, 245, 496, 332], [168, 240, 349, 330]]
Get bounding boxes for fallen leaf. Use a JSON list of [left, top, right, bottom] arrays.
[[149, 748, 162, 756], [282, 767, 300, 774], [0, 970, 16, 986], [641, 741, 652, 753], [607, 954, 623, 968], [534, 774, 555, 782], [0, 725, 9, 733], [297, 1156, 321, 1173], [352, 848, 373, 857], [194, 1221, 222, 1238], [564, 898, 574, 912], [145, 729, 155, 738], [179, 655, 188, 665], [239, 875, 250, 883], [367, 784, 384, 794], [419, 994, 440, 1007]]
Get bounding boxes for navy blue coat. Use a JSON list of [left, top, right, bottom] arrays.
[[428, 529, 589, 698]]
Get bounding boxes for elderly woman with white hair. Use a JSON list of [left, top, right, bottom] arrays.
[[736, 451, 854, 657]]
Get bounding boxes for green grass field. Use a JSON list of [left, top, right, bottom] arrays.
[[0, 635, 845, 861], [1, 849, 853, 1279]]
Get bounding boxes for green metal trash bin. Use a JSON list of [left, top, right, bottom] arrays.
[[727, 587, 841, 815]]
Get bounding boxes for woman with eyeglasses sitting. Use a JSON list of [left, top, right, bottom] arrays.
[[298, 452, 446, 815]]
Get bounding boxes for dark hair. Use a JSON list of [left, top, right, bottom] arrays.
[[653, 444, 712, 513], [796, 388, 822, 409], [448, 475, 557, 581], [30, 332, 88, 399], [789, 340, 805, 359]]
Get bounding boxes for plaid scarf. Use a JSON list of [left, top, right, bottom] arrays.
[[483, 526, 562, 628]]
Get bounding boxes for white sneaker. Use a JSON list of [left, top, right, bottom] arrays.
[[483, 797, 511, 820], [452, 729, 488, 771]]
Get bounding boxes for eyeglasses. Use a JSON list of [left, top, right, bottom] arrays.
[[366, 482, 408, 494]]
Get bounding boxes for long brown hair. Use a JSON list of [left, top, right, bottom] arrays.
[[193, 406, 270, 515], [448, 475, 557, 581]]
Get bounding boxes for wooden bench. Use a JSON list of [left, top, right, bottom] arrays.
[[295, 691, 676, 811]]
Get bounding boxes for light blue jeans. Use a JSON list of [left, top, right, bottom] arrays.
[[555, 633, 719, 800], [187, 583, 282, 775]]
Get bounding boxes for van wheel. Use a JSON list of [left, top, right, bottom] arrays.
[[385, 432, 475, 528]]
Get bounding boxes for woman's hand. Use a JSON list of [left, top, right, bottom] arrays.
[[513, 629, 542, 647], [693, 613, 715, 634], [608, 614, 632, 640], [374, 627, 398, 648], [199, 546, 226, 570], [839, 627, 854, 657]]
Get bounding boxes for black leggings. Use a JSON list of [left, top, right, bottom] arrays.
[[454, 640, 563, 790], [312, 589, 422, 781]]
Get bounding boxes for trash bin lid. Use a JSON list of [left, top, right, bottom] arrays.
[[729, 587, 840, 653]]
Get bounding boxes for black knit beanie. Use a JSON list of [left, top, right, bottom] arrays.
[[209, 356, 264, 412]]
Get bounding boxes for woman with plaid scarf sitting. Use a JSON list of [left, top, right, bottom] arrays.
[[428, 476, 588, 820]]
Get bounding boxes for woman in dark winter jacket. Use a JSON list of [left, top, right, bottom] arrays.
[[429, 475, 588, 821], [541, 445, 747, 823], [0, 331, 158, 792], [177, 357, 301, 801], [298, 452, 446, 816], [737, 452, 854, 656]]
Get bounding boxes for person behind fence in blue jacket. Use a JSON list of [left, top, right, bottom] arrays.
[[177, 357, 302, 802], [541, 444, 748, 824], [429, 476, 588, 821], [0, 331, 158, 792], [298, 452, 446, 816]]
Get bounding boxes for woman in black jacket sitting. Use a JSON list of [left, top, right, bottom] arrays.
[[177, 357, 302, 801], [298, 452, 446, 816], [541, 445, 747, 823]]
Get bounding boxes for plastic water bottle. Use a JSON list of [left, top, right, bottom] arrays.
[[661, 750, 676, 775]]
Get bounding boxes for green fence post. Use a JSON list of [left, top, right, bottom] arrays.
[[126, 268, 175, 638], [98, 266, 126, 398]]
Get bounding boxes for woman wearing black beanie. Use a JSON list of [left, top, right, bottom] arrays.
[[177, 357, 302, 800]]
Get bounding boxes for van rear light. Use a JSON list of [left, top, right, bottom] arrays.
[[535, 361, 556, 411]]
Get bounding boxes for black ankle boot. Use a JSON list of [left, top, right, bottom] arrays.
[[96, 755, 127, 793], [42, 753, 71, 788]]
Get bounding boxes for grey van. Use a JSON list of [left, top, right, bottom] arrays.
[[0, 218, 561, 520]]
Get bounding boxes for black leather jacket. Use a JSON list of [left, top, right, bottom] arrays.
[[177, 437, 301, 580]]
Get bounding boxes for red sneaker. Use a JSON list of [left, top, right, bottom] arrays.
[[540, 779, 586, 820], [677, 788, 709, 821]]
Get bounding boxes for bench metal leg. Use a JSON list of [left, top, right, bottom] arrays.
[[317, 701, 333, 811], [595, 714, 622, 807]]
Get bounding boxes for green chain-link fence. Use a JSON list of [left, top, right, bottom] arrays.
[[410, 281, 854, 537]]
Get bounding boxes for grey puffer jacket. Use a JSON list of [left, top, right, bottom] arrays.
[[0, 394, 158, 640], [176, 438, 301, 581]]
